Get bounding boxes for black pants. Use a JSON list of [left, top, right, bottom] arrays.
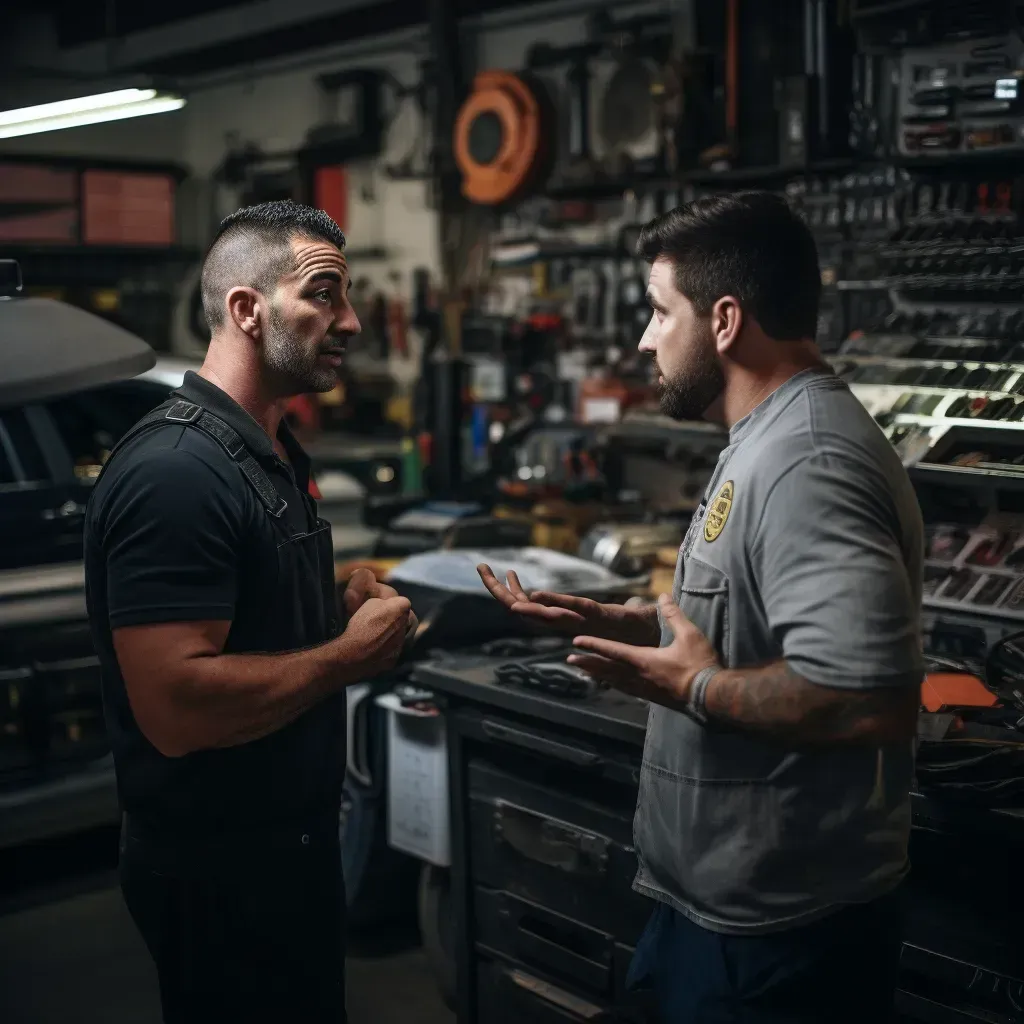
[[119, 818, 346, 1024], [627, 888, 904, 1023]]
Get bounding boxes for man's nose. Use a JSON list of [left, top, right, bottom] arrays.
[[637, 320, 656, 352], [336, 308, 361, 336]]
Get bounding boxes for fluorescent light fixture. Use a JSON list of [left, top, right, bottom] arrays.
[[0, 88, 185, 139]]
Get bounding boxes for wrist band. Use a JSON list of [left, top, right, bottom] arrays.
[[687, 666, 720, 724]]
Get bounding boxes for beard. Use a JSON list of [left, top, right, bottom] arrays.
[[658, 329, 725, 421], [262, 304, 340, 395]]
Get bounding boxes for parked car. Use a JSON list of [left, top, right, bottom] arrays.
[[0, 269, 160, 848], [0, 352, 195, 849]]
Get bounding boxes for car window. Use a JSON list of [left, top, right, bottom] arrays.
[[46, 379, 173, 483], [0, 424, 15, 486], [0, 408, 50, 486]]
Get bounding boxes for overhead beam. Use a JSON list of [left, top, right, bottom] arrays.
[[51, 0, 373, 75]]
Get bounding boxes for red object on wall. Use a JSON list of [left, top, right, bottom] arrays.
[[82, 170, 175, 246], [0, 163, 78, 243], [285, 393, 319, 433], [314, 166, 348, 232]]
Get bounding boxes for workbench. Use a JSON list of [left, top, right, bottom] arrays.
[[413, 651, 1024, 1024]]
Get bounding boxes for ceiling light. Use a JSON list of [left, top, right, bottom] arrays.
[[0, 88, 185, 139]]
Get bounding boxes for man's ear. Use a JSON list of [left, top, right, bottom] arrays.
[[711, 296, 742, 355], [225, 287, 262, 340]]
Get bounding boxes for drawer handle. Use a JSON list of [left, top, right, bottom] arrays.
[[515, 910, 607, 962], [894, 989, 998, 1023], [495, 801, 610, 875], [508, 911, 611, 992], [482, 720, 604, 769], [503, 967, 605, 1020]]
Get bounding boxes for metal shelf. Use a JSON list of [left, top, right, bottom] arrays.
[[849, 381, 1023, 402], [895, 150, 1024, 172], [892, 413, 1024, 431], [836, 279, 893, 291], [0, 152, 190, 180], [923, 594, 1024, 624], [842, 354, 1024, 374], [7, 244, 200, 288], [838, 274, 1024, 293], [541, 159, 856, 201], [932, 558, 1024, 580], [491, 241, 625, 266], [911, 463, 1024, 493]]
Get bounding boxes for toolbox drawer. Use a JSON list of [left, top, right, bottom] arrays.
[[476, 886, 614, 997], [468, 760, 650, 941], [456, 707, 642, 793], [477, 954, 610, 1024]]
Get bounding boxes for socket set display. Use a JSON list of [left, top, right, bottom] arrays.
[[923, 519, 1024, 620], [880, 307, 1024, 340], [924, 434, 1024, 475], [788, 167, 909, 237], [867, 177, 1024, 293], [840, 305, 1024, 361]]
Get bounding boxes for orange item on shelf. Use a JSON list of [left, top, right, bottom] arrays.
[[921, 672, 998, 713], [454, 71, 548, 205]]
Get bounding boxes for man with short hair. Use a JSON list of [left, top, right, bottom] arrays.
[[478, 191, 922, 1022], [85, 200, 413, 1023]]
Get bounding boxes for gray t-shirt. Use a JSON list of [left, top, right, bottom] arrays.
[[634, 367, 924, 934]]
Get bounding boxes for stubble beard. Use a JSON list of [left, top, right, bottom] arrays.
[[657, 331, 725, 422], [263, 304, 339, 395]]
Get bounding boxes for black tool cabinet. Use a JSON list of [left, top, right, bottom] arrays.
[[415, 656, 1024, 1024]]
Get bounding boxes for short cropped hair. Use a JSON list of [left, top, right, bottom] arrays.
[[201, 200, 347, 331], [636, 191, 821, 341]]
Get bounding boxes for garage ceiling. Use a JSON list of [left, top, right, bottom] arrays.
[[49, 1, 254, 47], [18, 0, 550, 80]]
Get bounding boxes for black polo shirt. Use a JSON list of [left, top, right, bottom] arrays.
[[84, 371, 344, 835]]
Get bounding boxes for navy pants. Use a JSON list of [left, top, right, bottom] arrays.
[[627, 889, 903, 1023]]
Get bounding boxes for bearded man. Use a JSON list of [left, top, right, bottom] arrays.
[[85, 201, 414, 1023], [478, 191, 923, 1023]]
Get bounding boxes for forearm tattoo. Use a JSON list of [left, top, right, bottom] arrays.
[[703, 660, 919, 745]]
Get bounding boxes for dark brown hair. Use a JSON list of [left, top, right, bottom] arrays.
[[636, 190, 821, 341], [201, 200, 347, 331]]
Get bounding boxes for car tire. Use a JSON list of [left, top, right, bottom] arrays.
[[418, 862, 455, 1010]]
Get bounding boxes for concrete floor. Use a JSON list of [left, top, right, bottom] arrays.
[[0, 827, 453, 1024]]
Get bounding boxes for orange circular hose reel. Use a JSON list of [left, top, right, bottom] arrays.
[[454, 70, 548, 205]]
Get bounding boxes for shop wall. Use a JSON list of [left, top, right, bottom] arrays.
[[0, 0, 665, 356], [179, 44, 434, 293], [166, 0, 655, 338], [0, 0, 664, 251], [0, 113, 186, 164]]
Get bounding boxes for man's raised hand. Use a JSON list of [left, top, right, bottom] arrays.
[[476, 563, 660, 646]]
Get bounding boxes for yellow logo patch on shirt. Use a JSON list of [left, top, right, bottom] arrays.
[[703, 480, 734, 543]]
